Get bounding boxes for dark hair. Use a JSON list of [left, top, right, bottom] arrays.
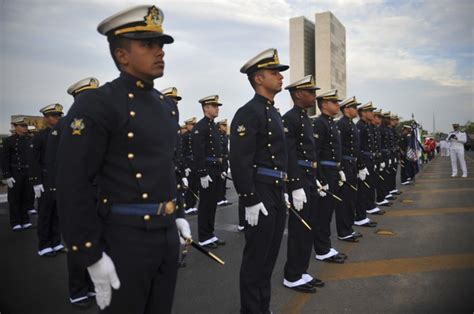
[[316, 98, 324, 110], [108, 37, 132, 70]]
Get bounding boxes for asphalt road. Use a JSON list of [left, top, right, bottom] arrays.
[[1, 153, 473, 314]]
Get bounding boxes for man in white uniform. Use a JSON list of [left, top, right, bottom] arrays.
[[447, 123, 467, 177]]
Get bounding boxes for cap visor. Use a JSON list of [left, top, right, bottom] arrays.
[[120, 32, 174, 44], [265, 64, 289, 72]]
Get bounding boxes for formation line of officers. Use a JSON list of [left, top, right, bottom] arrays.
[[1, 4, 419, 314]]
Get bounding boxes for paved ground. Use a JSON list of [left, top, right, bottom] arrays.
[[1, 153, 473, 314]]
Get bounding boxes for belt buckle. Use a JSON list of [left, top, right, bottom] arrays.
[[156, 201, 175, 216], [311, 161, 317, 169]]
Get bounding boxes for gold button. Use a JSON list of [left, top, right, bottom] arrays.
[[85, 242, 92, 248], [142, 193, 148, 199], [144, 214, 151, 221], [271, 155, 275, 159], [275, 180, 279, 184], [267, 143, 271, 147], [128, 153, 134, 159], [136, 173, 142, 179], [268, 132, 272, 135], [72, 245, 78, 251], [268, 118, 272, 122], [102, 198, 108, 204], [160, 95, 164, 100], [130, 111, 136, 117], [128, 93, 134, 99], [128, 132, 134, 138], [171, 111, 176, 116]]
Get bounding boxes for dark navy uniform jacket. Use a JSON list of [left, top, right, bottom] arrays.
[[56, 72, 182, 267], [191, 117, 223, 178], [28, 127, 51, 186], [282, 106, 316, 191], [1, 134, 30, 178], [373, 124, 382, 165], [181, 131, 194, 170], [44, 121, 63, 191], [219, 132, 229, 172], [229, 94, 288, 207], [312, 113, 341, 185], [337, 116, 365, 170], [356, 119, 376, 160]]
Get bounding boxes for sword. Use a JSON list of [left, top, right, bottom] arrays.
[[363, 181, 371, 189], [286, 204, 312, 231], [183, 238, 225, 265], [343, 181, 358, 191], [185, 186, 200, 201]]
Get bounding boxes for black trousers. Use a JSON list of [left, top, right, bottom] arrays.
[[356, 158, 376, 221], [240, 182, 286, 314], [8, 168, 31, 227], [102, 221, 179, 314], [376, 161, 390, 202], [238, 198, 245, 227], [312, 167, 340, 255], [198, 174, 222, 243], [184, 171, 199, 210], [216, 176, 228, 202], [284, 184, 316, 282], [37, 188, 61, 251], [335, 160, 356, 237], [67, 252, 94, 302]]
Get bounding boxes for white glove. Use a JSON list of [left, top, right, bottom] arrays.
[[245, 202, 268, 226], [338, 170, 346, 186], [316, 180, 328, 197], [291, 188, 307, 211], [357, 169, 367, 181], [388, 159, 392, 166], [181, 177, 189, 188], [200, 175, 212, 189], [87, 252, 121, 310], [33, 184, 44, 199], [176, 218, 191, 245], [184, 168, 191, 177], [380, 162, 386, 170], [3, 177, 15, 188], [363, 167, 370, 176], [284, 193, 290, 207], [221, 171, 227, 179]]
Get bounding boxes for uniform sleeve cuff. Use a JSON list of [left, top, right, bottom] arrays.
[[240, 193, 261, 207]]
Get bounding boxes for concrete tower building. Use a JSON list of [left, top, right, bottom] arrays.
[[289, 11, 346, 115]]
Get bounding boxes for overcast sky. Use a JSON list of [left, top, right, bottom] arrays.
[[1, 0, 473, 134]]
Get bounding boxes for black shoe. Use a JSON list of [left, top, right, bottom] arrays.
[[391, 191, 402, 195], [379, 202, 392, 207], [285, 283, 317, 294], [371, 209, 386, 215], [352, 231, 363, 238], [322, 255, 345, 264], [337, 252, 348, 260], [359, 221, 378, 227], [215, 239, 226, 246], [307, 278, 325, 288], [71, 298, 91, 309], [338, 236, 359, 243], [202, 242, 218, 249]]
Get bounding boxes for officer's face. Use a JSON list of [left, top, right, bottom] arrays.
[[117, 39, 165, 81], [298, 90, 316, 108], [44, 114, 61, 127], [325, 100, 339, 116], [14, 124, 28, 135], [373, 115, 382, 125], [257, 70, 284, 93], [204, 104, 219, 119], [344, 106, 358, 118]]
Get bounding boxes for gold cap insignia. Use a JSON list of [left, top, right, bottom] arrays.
[[237, 125, 246, 136]]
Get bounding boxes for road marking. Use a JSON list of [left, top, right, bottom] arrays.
[[320, 253, 474, 281], [385, 207, 474, 217], [282, 253, 474, 314], [403, 187, 474, 194]]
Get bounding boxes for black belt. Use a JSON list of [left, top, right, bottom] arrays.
[[206, 157, 223, 163], [256, 167, 287, 179], [342, 155, 357, 161], [111, 202, 176, 216]]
